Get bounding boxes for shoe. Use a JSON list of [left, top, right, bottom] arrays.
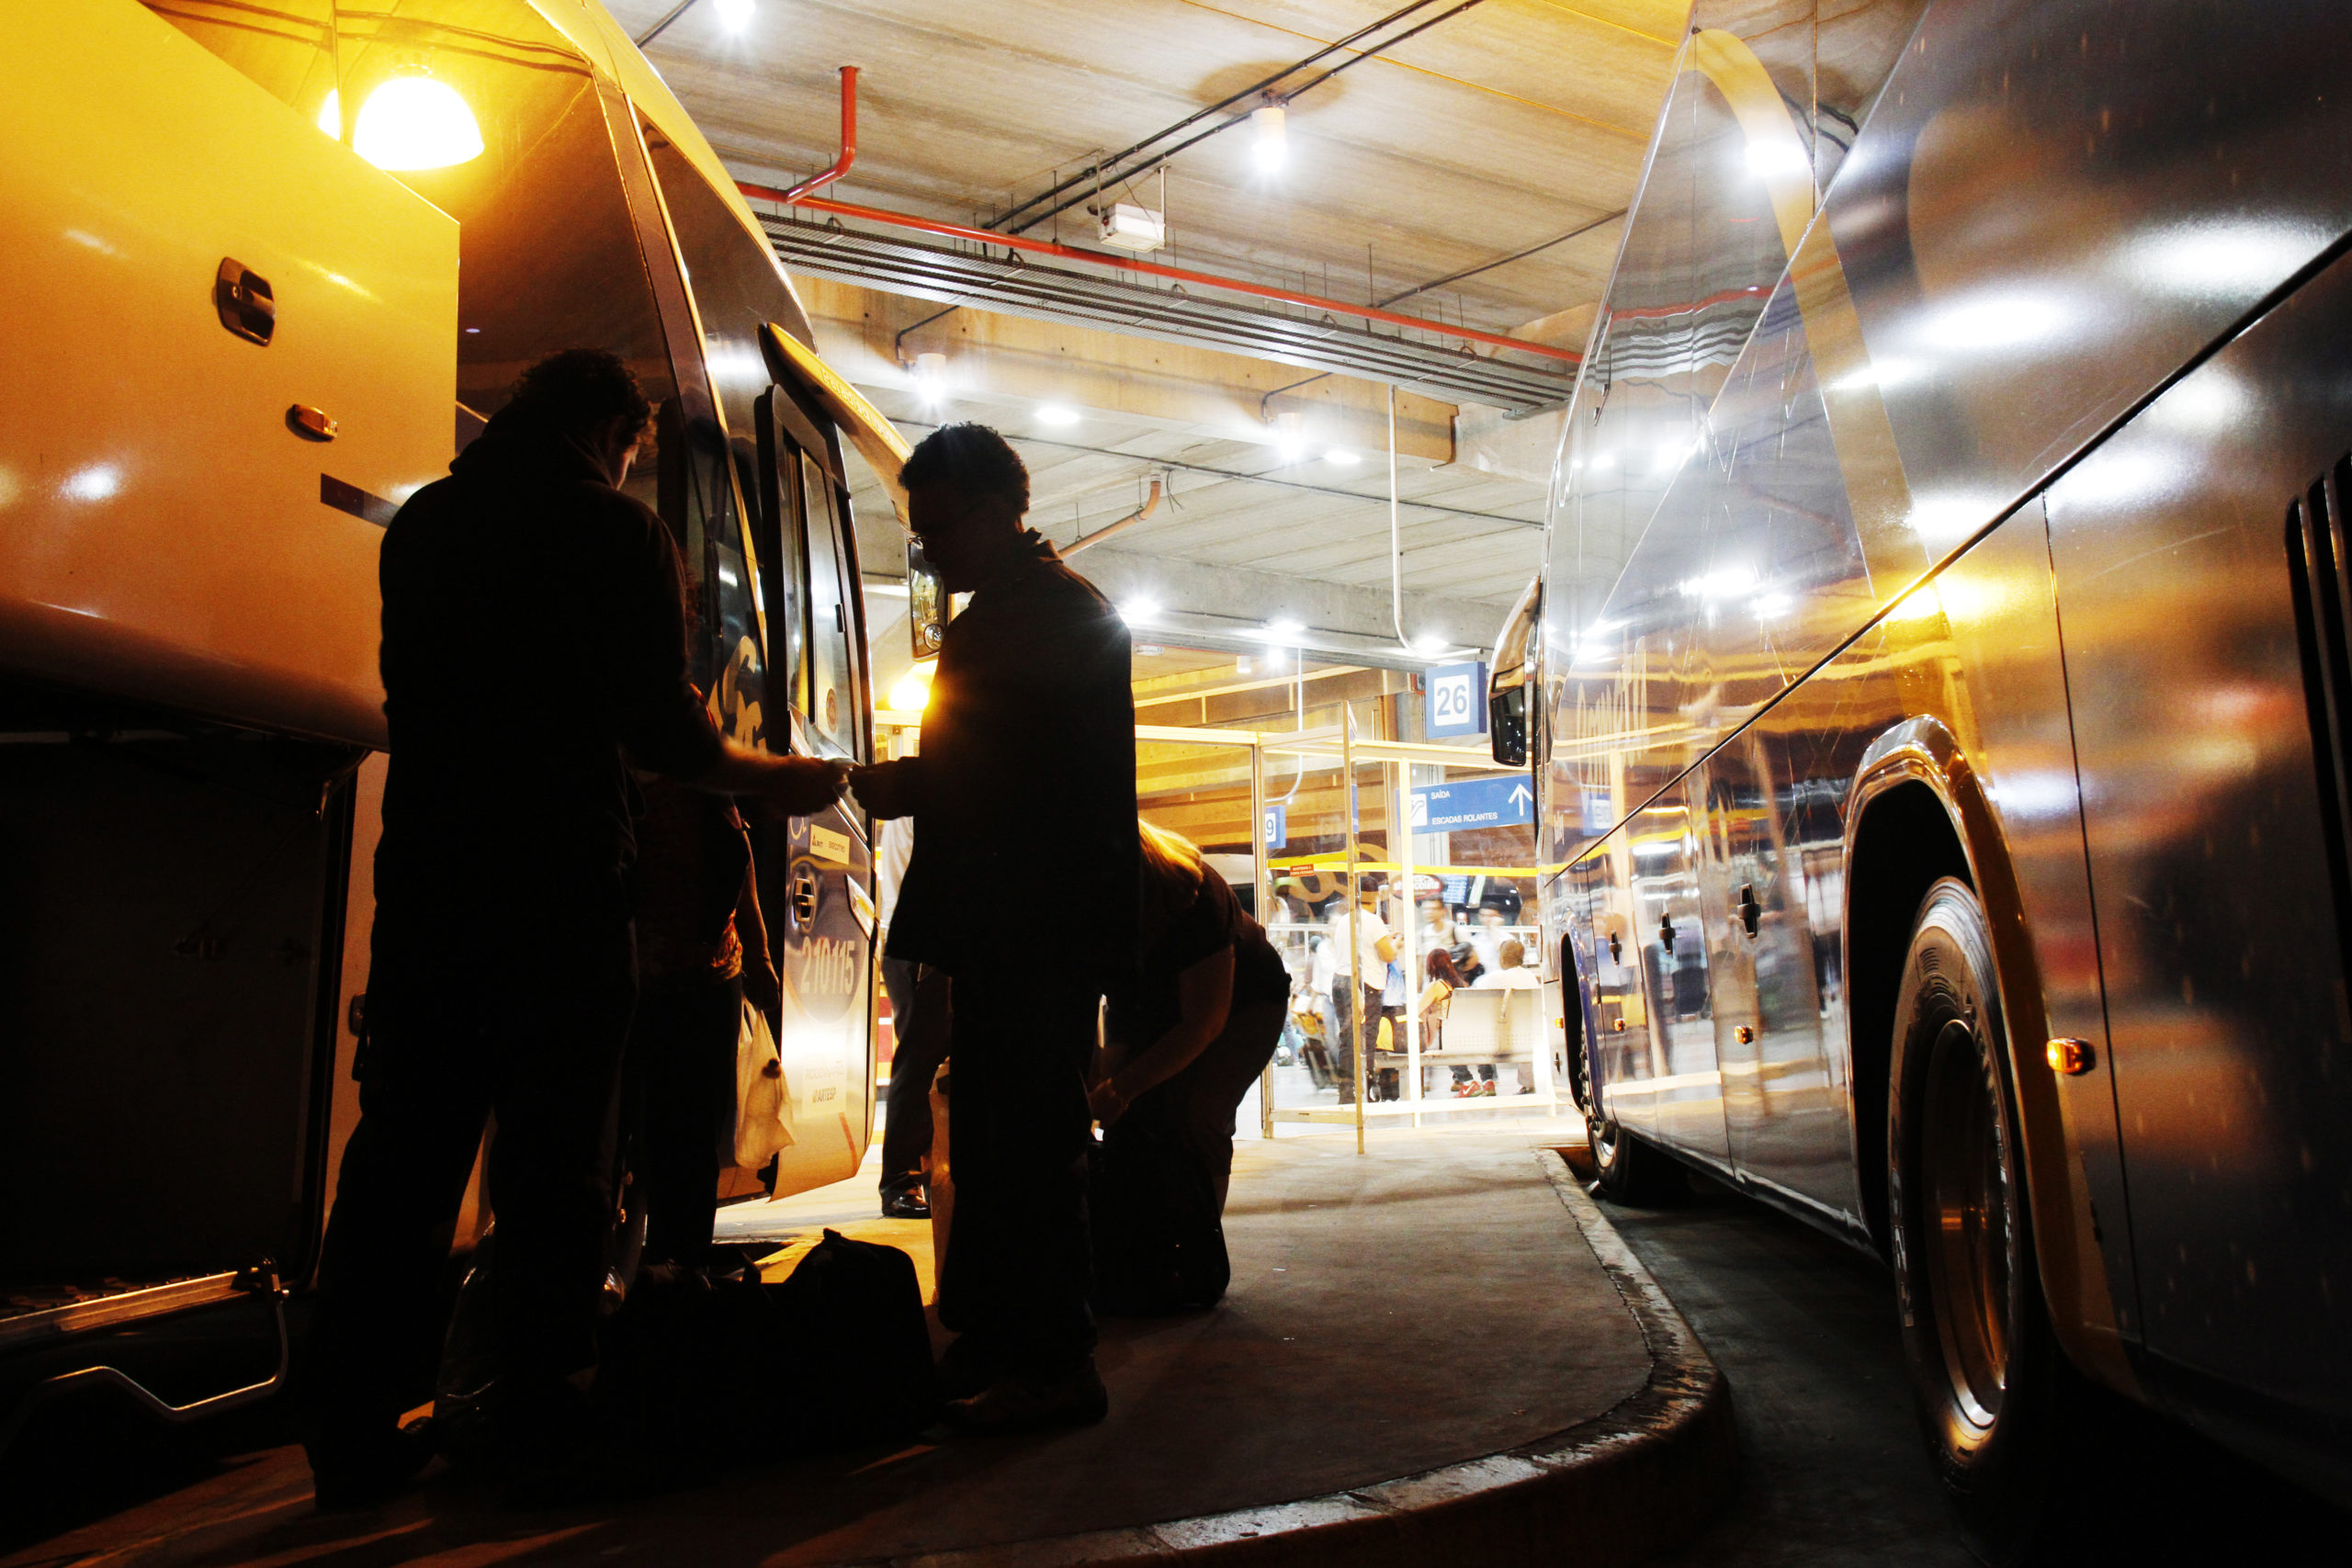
[[942, 1360, 1108, 1438], [882, 1189, 932, 1220], [308, 1418, 435, 1511], [936, 1332, 1007, 1401]]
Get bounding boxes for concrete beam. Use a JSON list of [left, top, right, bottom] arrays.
[[792, 276, 1456, 463], [1064, 544, 1517, 662]]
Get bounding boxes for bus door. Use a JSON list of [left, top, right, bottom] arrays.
[[752, 387, 874, 1191], [1626, 780, 1732, 1171], [1702, 736, 1843, 1214]]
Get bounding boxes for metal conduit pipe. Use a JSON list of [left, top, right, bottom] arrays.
[[742, 131, 1577, 367], [989, 0, 1450, 234], [778, 65, 860, 204], [1061, 478, 1164, 556], [1389, 383, 1409, 650]]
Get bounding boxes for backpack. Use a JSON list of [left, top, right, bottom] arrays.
[[764, 1229, 940, 1448]]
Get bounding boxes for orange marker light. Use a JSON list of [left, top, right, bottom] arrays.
[[2046, 1037, 2095, 1076]]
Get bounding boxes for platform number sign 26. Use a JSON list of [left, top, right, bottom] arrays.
[[1426, 661, 1487, 739]]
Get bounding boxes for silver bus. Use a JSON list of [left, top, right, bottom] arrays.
[[1490, 0, 2352, 1552]]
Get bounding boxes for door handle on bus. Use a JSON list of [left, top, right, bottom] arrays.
[[1737, 883, 1762, 938], [789, 868, 820, 925]]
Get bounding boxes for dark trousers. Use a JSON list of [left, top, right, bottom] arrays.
[[624, 971, 741, 1266], [936, 965, 1100, 1375], [308, 908, 636, 1438], [1129, 997, 1287, 1190], [878, 957, 948, 1199], [1329, 980, 1382, 1105]]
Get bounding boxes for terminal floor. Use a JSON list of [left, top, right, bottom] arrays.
[[7, 1120, 1652, 1567]]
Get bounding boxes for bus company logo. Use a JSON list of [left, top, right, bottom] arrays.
[[800, 935, 861, 997]]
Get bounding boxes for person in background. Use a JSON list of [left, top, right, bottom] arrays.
[[848, 423, 1136, 1436], [1374, 890, 1410, 1100], [625, 771, 775, 1268], [1478, 938, 1542, 990], [1419, 945, 1494, 1099], [309, 349, 846, 1507], [873, 812, 944, 1220], [1325, 877, 1397, 1107], [1470, 900, 1511, 978], [1476, 939, 1542, 1095], [1091, 824, 1287, 1241], [1416, 896, 1458, 962]]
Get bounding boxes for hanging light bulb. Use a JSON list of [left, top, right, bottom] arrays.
[[911, 351, 948, 404], [353, 76, 484, 172], [1251, 101, 1286, 174], [315, 87, 341, 141]]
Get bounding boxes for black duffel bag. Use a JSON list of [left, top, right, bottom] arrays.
[[593, 1231, 937, 1475]]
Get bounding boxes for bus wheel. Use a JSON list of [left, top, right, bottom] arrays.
[[1888, 878, 2070, 1564], [1587, 1106, 1679, 1204]]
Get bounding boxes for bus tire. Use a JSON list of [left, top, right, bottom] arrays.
[[1888, 878, 2073, 1565], [1587, 1108, 1679, 1204]]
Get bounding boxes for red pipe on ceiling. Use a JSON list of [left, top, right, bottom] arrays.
[[777, 65, 860, 203], [738, 100, 1579, 370]]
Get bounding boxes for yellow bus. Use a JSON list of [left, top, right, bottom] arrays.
[[0, 0, 887, 1440]]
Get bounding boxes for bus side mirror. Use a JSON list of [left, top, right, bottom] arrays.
[[1489, 679, 1529, 766], [1487, 573, 1539, 767], [908, 540, 945, 659]]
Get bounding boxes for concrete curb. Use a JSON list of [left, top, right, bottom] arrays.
[[888, 1148, 1737, 1568]]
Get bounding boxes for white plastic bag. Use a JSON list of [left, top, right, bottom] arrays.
[[734, 1001, 795, 1168]]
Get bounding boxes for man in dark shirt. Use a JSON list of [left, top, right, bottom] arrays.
[[850, 423, 1136, 1435], [306, 350, 844, 1505]]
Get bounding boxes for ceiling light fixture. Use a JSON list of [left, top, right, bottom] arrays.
[[714, 0, 756, 30], [1097, 201, 1166, 254], [352, 75, 483, 172], [1263, 618, 1304, 641], [1250, 101, 1287, 175], [1324, 448, 1360, 466], [1272, 409, 1306, 465], [1037, 403, 1080, 426], [910, 351, 947, 404], [1121, 597, 1159, 625]]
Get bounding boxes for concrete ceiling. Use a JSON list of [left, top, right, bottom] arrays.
[[610, 0, 1690, 340], [605, 0, 1693, 661]]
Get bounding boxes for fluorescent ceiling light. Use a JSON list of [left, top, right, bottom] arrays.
[[1121, 597, 1159, 624], [715, 0, 755, 29], [1324, 448, 1360, 466], [1251, 102, 1286, 174], [1036, 404, 1080, 426]]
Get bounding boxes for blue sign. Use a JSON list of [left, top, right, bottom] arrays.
[[1425, 661, 1487, 739], [1411, 774, 1535, 831], [1262, 803, 1288, 849]]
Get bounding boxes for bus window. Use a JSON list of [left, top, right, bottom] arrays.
[[753, 390, 811, 724], [802, 454, 859, 760]]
